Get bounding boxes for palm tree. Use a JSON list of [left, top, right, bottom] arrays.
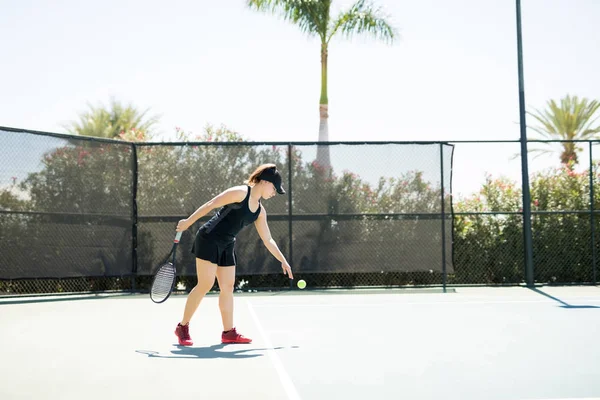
[[247, 0, 397, 168], [64, 98, 160, 141], [527, 95, 600, 167]]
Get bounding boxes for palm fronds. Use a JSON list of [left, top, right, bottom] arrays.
[[526, 94, 600, 165], [328, 0, 397, 43]]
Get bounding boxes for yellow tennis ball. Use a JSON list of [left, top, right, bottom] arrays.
[[297, 279, 306, 289]]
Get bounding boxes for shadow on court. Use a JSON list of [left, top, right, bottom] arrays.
[[529, 287, 600, 309], [135, 344, 292, 359]]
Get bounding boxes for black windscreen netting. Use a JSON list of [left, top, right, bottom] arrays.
[[135, 142, 453, 276], [288, 144, 453, 274], [0, 129, 134, 279], [1, 129, 453, 282]]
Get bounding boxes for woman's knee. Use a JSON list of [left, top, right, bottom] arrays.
[[218, 281, 235, 293], [216, 266, 236, 293], [195, 258, 217, 293], [193, 281, 214, 294]]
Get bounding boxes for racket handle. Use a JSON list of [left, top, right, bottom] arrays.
[[175, 231, 183, 242]]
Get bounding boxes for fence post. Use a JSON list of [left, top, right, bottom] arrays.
[[439, 143, 447, 293], [590, 142, 597, 285], [131, 143, 138, 292], [516, 0, 535, 286], [288, 144, 294, 288]]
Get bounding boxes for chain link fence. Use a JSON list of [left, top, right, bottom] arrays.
[[132, 141, 454, 292], [450, 140, 600, 287], [1, 128, 599, 296], [1, 127, 453, 295]]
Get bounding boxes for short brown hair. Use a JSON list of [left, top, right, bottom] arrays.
[[245, 163, 277, 185]]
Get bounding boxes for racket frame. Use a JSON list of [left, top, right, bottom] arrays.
[[150, 231, 183, 303]]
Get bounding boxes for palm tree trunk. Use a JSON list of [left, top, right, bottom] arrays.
[[561, 142, 578, 168], [316, 41, 331, 169]]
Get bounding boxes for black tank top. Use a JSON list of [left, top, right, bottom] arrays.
[[200, 185, 262, 242]]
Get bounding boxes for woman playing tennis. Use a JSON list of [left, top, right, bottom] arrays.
[[174, 163, 293, 345]]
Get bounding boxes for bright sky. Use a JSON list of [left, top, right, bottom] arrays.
[[1, 0, 599, 197]]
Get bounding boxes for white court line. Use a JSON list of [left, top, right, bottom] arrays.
[[251, 298, 600, 308], [246, 300, 301, 400]]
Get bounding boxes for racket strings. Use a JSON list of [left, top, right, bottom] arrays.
[[150, 263, 176, 301]]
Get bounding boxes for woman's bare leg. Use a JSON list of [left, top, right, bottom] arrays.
[[216, 265, 251, 343], [180, 258, 217, 325], [215, 265, 236, 331]]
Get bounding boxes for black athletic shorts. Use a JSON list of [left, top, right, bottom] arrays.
[[191, 229, 237, 267]]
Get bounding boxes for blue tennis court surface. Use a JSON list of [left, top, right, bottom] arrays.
[[1, 286, 599, 400]]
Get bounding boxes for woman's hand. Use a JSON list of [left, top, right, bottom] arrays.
[[281, 261, 293, 279], [176, 219, 192, 232]]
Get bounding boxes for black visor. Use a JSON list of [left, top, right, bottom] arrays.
[[259, 167, 285, 194]]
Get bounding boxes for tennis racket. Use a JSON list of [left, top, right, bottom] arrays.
[[150, 231, 183, 304]]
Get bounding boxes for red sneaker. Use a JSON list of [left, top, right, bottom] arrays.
[[175, 323, 193, 346], [221, 327, 252, 344]]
